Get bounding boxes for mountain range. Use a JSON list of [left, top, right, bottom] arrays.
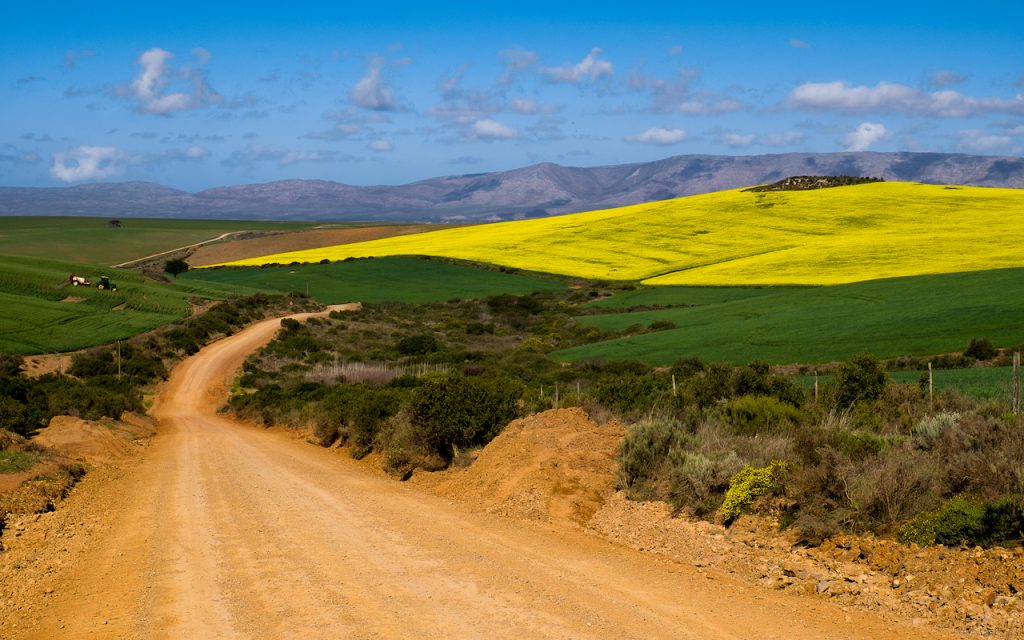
[[1, 152, 1022, 222]]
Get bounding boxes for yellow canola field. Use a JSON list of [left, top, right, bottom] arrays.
[[213, 182, 1024, 286]]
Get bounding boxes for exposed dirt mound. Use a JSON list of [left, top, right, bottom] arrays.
[[744, 175, 884, 192], [33, 414, 154, 465], [189, 225, 441, 266], [416, 408, 625, 526]]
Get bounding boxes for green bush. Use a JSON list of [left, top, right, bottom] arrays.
[[721, 461, 789, 525], [723, 395, 802, 435], [964, 338, 997, 361], [833, 353, 888, 408], [408, 375, 522, 462], [617, 419, 682, 499], [396, 334, 441, 356], [897, 497, 1024, 547]]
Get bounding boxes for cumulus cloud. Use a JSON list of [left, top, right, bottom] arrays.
[[471, 119, 519, 141], [625, 127, 686, 145], [789, 81, 1024, 117], [929, 70, 968, 87], [367, 139, 393, 152], [844, 122, 889, 151], [789, 39, 812, 49], [540, 48, 613, 84], [124, 47, 221, 115], [64, 49, 96, 70], [51, 146, 125, 182], [351, 56, 397, 111]]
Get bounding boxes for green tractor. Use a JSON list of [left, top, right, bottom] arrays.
[[96, 276, 118, 292]]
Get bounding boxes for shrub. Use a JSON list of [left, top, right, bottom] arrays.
[[723, 395, 802, 435], [617, 418, 682, 498], [396, 334, 441, 356], [721, 461, 789, 525], [666, 449, 744, 516], [408, 375, 522, 462], [833, 354, 888, 408], [898, 497, 1024, 547], [964, 338, 997, 361], [913, 411, 961, 448], [648, 320, 676, 331]]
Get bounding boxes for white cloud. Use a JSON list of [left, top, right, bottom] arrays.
[[367, 139, 393, 152], [509, 98, 560, 115], [720, 131, 805, 149], [958, 130, 1017, 153], [127, 47, 221, 115], [497, 48, 538, 84], [540, 47, 613, 84], [625, 127, 686, 145], [223, 144, 357, 168], [351, 56, 397, 111], [844, 122, 889, 151], [761, 131, 805, 147], [789, 81, 1024, 117], [51, 146, 125, 182], [677, 98, 743, 115], [789, 39, 812, 49], [472, 119, 519, 140], [721, 133, 755, 147]]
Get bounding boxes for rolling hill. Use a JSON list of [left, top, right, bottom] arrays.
[[2, 152, 1023, 222], [210, 182, 1024, 287]]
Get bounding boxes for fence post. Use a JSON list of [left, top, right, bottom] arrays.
[[813, 372, 818, 402], [672, 374, 677, 397], [1013, 352, 1021, 422], [928, 361, 933, 405], [554, 383, 559, 408]]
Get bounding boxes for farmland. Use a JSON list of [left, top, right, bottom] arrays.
[[181, 257, 566, 304], [212, 182, 1024, 286], [555, 268, 1024, 365], [0, 216, 321, 265], [795, 366, 1015, 402], [0, 254, 261, 354]]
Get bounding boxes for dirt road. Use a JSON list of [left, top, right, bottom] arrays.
[[1, 313, 955, 639]]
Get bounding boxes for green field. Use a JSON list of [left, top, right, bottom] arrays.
[[0, 254, 263, 354], [582, 285, 792, 310], [555, 268, 1024, 365], [0, 217, 320, 265], [795, 367, 1015, 403], [181, 257, 566, 304]]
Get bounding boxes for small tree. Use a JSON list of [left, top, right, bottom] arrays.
[[833, 353, 888, 408], [965, 338, 997, 361], [164, 258, 189, 278], [108, 219, 121, 228]]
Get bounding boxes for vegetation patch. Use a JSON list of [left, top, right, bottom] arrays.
[[183, 256, 565, 304], [213, 182, 1024, 286]]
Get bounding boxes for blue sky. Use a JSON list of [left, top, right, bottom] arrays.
[[2, 1, 1022, 190]]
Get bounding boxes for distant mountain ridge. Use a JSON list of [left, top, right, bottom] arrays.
[[1, 152, 1022, 222]]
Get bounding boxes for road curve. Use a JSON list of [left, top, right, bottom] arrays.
[[7, 311, 952, 639]]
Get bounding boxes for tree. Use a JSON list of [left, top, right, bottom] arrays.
[[108, 219, 121, 228], [164, 258, 189, 278]]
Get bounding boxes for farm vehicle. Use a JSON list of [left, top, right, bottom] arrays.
[[67, 273, 118, 292]]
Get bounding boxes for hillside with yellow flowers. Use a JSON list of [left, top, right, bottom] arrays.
[[211, 182, 1024, 286]]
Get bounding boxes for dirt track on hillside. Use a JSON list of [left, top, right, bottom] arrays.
[[0, 311, 957, 639]]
